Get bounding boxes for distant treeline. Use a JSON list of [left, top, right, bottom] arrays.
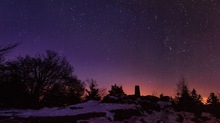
[[0, 44, 220, 118]]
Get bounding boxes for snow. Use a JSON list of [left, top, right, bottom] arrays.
[[79, 117, 123, 123], [0, 100, 220, 123], [157, 101, 171, 109], [202, 112, 220, 123], [202, 112, 212, 117], [0, 100, 137, 119]]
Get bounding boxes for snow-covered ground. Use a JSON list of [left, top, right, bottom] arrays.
[[0, 100, 136, 118], [0, 100, 220, 123]]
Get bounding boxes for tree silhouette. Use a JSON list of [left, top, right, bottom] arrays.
[[0, 43, 18, 81], [43, 83, 65, 107], [206, 92, 220, 118], [85, 79, 101, 101], [175, 78, 191, 110], [44, 76, 85, 107], [0, 43, 25, 108], [102, 84, 126, 103], [190, 88, 203, 117], [109, 84, 125, 97], [191, 88, 203, 105], [0, 43, 18, 62], [176, 78, 190, 98], [0, 50, 84, 108], [63, 76, 85, 104], [175, 78, 194, 112], [174, 78, 204, 116], [207, 92, 219, 105]]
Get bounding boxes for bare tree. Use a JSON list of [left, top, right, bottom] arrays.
[[0, 43, 18, 62], [3, 50, 81, 108], [44, 76, 85, 107]]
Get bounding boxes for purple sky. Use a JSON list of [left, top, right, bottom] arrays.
[[0, 0, 220, 98]]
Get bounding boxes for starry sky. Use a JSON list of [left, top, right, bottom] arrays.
[[0, 0, 220, 98]]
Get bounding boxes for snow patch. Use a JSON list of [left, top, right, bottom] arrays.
[[0, 100, 137, 119]]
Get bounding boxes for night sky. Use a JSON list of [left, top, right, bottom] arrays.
[[0, 0, 220, 99]]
